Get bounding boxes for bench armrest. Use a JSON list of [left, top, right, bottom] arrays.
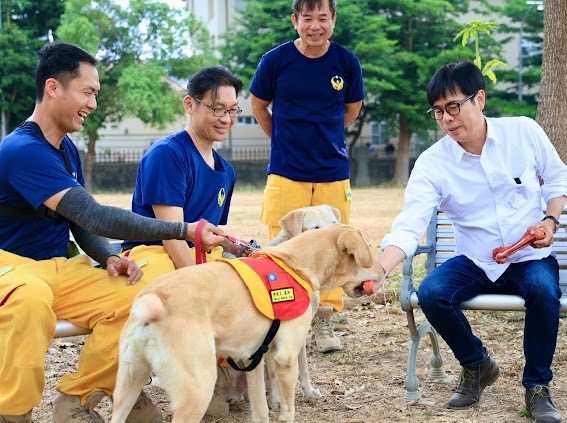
[[400, 242, 433, 311]]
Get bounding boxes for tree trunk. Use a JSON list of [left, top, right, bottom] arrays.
[[537, 0, 567, 162], [347, 105, 367, 159], [394, 114, 412, 186], [84, 137, 96, 192]]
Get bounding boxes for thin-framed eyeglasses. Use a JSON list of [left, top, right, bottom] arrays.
[[194, 97, 242, 119], [426, 92, 477, 120]]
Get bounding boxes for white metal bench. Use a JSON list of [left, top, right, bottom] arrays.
[[400, 205, 567, 401]]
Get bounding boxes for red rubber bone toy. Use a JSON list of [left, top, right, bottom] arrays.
[[492, 227, 546, 264]]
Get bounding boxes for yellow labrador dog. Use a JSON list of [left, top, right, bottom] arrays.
[[111, 225, 383, 423], [209, 204, 342, 415]]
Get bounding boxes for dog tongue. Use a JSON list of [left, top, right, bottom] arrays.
[[362, 280, 375, 295]]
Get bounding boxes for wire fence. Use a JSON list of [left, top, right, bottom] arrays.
[[93, 143, 423, 163], [94, 145, 272, 163]]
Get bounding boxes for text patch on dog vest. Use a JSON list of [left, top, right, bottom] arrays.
[[271, 287, 295, 303]]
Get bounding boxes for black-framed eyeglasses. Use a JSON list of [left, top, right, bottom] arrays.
[[426, 92, 477, 120], [194, 97, 242, 119]]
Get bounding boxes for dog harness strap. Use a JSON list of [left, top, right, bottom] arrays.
[[226, 319, 281, 372], [194, 218, 208, 265]]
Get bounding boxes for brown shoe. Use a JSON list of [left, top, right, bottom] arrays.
[[124, 390, 163, 423], [0, 412, 32, 423], [446, 352, 500, 409], [51, 391, 105, 423], [312, 306, 343, 353], [526, 385, 562, 423]]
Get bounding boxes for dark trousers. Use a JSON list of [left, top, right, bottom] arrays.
[[417, 254, 560, 388]]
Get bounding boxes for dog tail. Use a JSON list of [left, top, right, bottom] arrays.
[[131, 293, 166, 324]]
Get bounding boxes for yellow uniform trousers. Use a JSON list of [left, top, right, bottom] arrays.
[[0, 249, 154, 415], [260, 174, 352, 312], [0, 243, 224, 415], [124, 244, 224, 282]]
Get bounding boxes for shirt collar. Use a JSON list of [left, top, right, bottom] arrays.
[[448, 116, 498, 163]]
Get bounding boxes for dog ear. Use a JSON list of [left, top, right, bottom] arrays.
[[279, 209, 305, 238], [327, 205, 341, 222], [337, 227, 373, 268]]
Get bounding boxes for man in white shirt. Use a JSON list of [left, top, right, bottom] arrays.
[[379, 61, 567, 423]]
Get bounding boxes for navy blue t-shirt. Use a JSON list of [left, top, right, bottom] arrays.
[[250, 41, 364, 182], [0, 125, 83, 260], [124, 130, 235, 248]]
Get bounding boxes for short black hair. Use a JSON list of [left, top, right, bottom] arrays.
[[292, 0, 336, 17], [35, 43, 97, 102], [426, 61, 485, 106], [186, 65, 243, 101]]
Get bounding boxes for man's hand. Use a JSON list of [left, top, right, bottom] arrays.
[[106, 256, 144, 285], [186, 221, 226, 251], [530, 221, 556, 248]]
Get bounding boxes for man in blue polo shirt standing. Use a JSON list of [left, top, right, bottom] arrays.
[[250, 0, 364, 352]]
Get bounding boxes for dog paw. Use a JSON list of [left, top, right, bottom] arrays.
[[267, 400, 280, 411], [302, 387, 322, 399]]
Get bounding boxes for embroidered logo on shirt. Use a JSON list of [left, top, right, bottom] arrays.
[[218, 188, 226, 206], [331, 75, 344, 91]]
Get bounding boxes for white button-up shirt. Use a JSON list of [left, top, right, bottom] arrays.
[[381, 116, 567, 281]]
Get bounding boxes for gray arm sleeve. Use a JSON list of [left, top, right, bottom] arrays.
[[69, 222, 119, 267], [56, 186, 188, 241]]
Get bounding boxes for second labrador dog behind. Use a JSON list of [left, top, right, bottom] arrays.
[[111, 224, 383, 423]]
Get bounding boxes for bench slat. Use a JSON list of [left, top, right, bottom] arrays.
[[408, 291, 567, 312], [54, 320, 91, 338]]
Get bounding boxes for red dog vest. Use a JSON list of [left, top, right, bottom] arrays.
[[216, 254, 313, 320]]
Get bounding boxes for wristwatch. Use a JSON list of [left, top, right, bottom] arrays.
[[542, 215, 560, 233]]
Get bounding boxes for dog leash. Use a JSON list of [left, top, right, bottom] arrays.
[[194, 218, 209, 265], [194, 219, 261, 264]]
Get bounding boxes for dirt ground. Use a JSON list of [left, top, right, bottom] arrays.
[[34, 187, 567, 422]]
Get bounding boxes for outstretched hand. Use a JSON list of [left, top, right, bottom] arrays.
[[106, 256, 144, 285], [187, 220, 226, 251]]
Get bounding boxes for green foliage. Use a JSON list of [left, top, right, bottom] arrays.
[[0, 27, 41, 130], [220, 0, 296, 90], [518, 408, 531, 418], [477, 0, 543, 117], [55, 0, 217, 142], [0, 0, 64, 132], [454, 20, 507, 83], [222, 0, 475, 150], [117, 63, 182, 129]]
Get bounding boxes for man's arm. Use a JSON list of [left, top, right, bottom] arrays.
[[50, 186, 225, 251], [378, 245, 407, 276], [251, 94, 273, 139], [152, 204, 196, 269], [532, 195, 567, 248], [70, 222, 143, 284], [344, 100, 363, 128]]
